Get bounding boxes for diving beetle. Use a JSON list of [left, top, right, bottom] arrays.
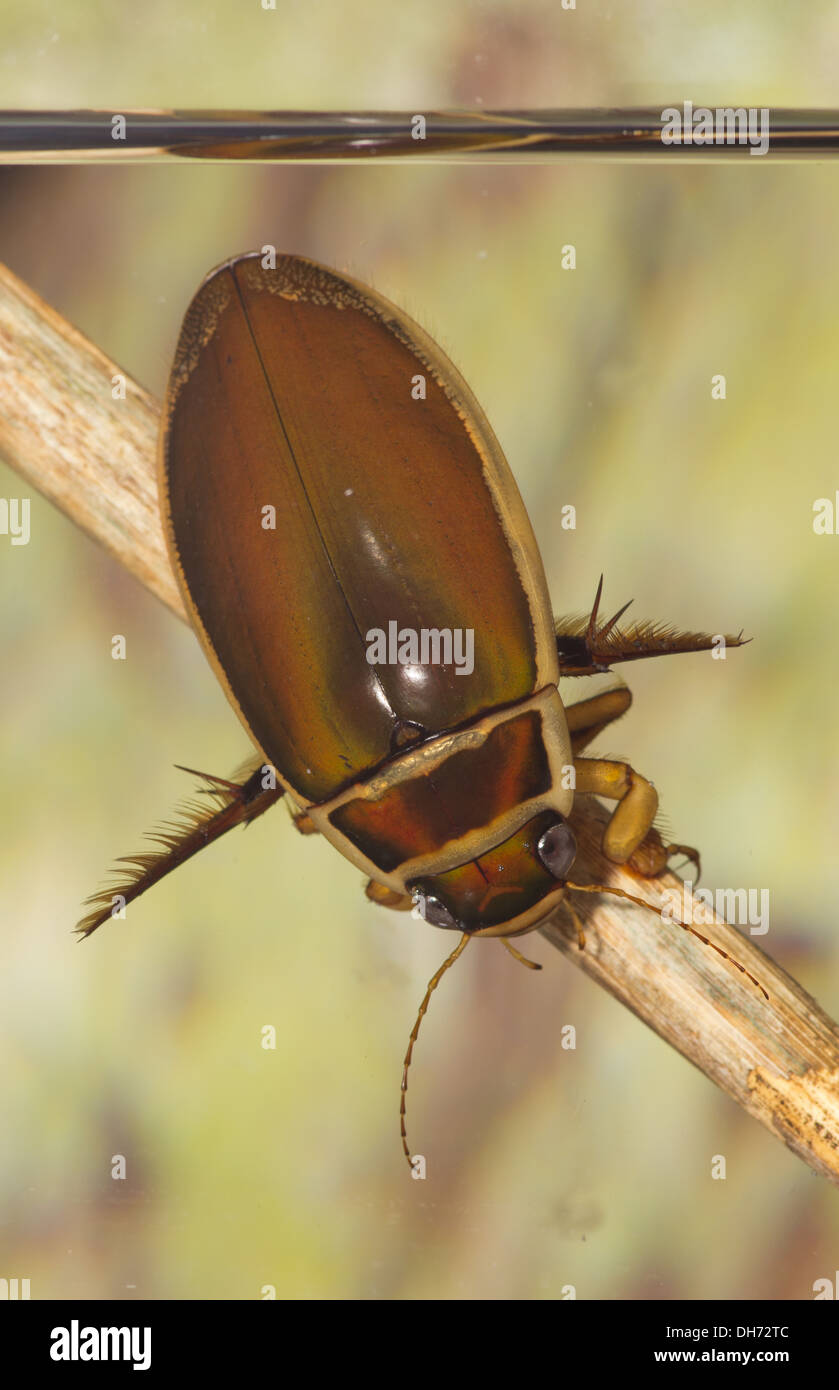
[[78, 252, 756, 1166]]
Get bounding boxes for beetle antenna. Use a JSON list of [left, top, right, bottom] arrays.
[[562, 881, 768, 1000], [401, 932, 471, 1170]]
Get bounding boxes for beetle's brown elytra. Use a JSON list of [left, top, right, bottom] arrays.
[[76, 252, 763, 1168]]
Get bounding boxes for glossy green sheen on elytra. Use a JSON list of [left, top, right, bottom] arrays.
[[161, 255, 558, 806]]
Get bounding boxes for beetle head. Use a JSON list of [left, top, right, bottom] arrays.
[[410, 811, 577, 938]]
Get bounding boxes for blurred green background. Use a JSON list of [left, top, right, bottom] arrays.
[[1, 0, 839, 1301]]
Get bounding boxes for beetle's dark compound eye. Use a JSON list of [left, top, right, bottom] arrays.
[[414, 892, 459, 931], [537, 820, 577, 880]]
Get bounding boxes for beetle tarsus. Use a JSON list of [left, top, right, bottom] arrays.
[[500, 939, 542, 970], [627, 833, 702, 883], [663, 842, 701, 882]]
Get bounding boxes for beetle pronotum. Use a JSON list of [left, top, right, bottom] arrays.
[[77, 252, 764, 1167]]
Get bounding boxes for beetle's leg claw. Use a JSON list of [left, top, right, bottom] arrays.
[[662, 842, 701, 883]]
